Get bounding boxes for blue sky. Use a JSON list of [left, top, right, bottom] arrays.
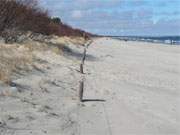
[[39, 0, 180, 36]]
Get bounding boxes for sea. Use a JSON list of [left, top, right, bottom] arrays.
[[113, 36, 180, 45]]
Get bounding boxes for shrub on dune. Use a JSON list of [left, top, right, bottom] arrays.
[[0, 0, 91, 42]]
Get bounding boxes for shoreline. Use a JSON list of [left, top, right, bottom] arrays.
[[113, 38, 180, 46]]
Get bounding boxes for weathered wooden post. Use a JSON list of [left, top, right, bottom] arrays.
[[79, 81, 84, 102], [82, 48, 86, 64], [80, 63, 83, 74], [78, 40, 93, 102]]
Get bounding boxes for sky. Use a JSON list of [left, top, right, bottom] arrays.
[[39, 0, 180, 36]]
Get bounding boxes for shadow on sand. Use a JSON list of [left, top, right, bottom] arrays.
[[82, 99, 106, 102]]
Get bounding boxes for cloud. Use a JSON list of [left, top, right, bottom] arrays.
[[71, 10, 83, 19], [39, 0, 180, 36]]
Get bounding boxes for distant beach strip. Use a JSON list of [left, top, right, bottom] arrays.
[[112, 36, 180, 45]]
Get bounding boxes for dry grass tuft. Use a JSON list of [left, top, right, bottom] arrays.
[[0, 44, 32, 83], [0, 36, 86, 84], [55, 36, 86, 46]]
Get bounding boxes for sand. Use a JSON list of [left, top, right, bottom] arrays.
[[0, 40, 84, 135], [0, 38, 180, 135], [80, 38, 180, 135]]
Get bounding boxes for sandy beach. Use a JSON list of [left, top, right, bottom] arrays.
[[79, 38, 180, 135], [0, 38, 180, 135]]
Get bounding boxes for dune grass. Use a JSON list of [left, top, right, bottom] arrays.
[[0, 41, 56, 83], [0, 44, 32, 83], [0, 36, 86, 84]]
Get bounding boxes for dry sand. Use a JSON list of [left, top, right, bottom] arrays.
[[80, 38, 180, 135], [0, 37, 180, 135]]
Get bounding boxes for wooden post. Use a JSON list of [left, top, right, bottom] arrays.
[[78, 40, 93, 102], [82, 48, 86, 64], [80, 63, 83, 74], [87, 40, 92, 48], [79, 81, 84, 102]]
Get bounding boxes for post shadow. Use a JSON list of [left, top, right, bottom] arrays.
[[82, 99, 106, 102]]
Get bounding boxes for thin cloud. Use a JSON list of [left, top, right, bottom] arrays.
[[71, 10, 83, 19], [39, 0, 180, 36]]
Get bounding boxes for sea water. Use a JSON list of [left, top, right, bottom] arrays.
[[114, 36, 180, 45]]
